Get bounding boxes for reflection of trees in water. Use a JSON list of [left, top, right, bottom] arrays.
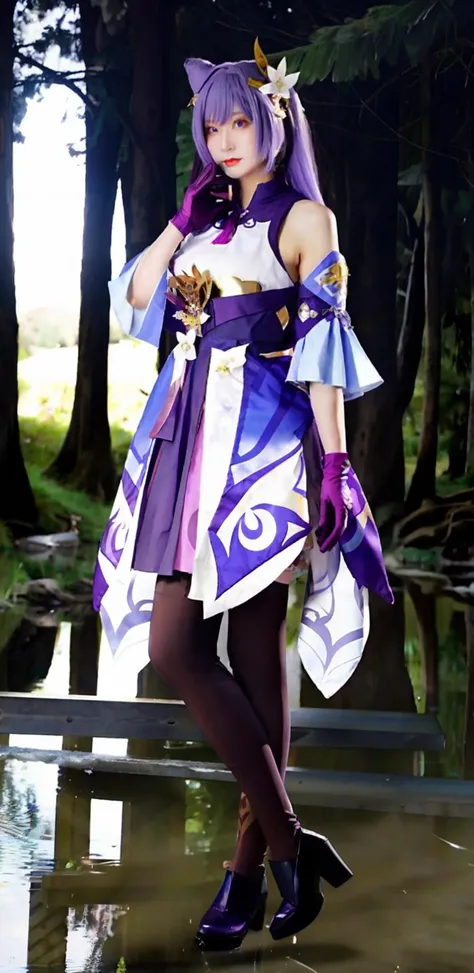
[[186, 778, 238, 860], [1, 617, 58, 692], [408, 584, 439, 713], [0, 606, 100, 700], [0, 761, 39, 879], [465, 607, 474, 778], [407, 587, 467, 779], [69, 903, 127, 973]]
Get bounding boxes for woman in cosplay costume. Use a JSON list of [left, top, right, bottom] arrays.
[[93, 41, 393, 949]]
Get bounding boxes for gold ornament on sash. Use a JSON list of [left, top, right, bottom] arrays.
[[168, 265, 213, 336]]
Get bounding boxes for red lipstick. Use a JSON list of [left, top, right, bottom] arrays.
[[224, 158, 241, 167]]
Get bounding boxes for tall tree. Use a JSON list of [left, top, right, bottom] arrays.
[[406, 63, 443, 510], [127, 0, 180, 256], [0, 0, 37, 536], [342, 85, 404, 515], [464, 84, 474, 479], [47, 0, 124, 500], [125, 0, 181, 363]]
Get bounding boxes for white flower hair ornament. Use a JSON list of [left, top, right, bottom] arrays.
[[249, 39, 300, 120]]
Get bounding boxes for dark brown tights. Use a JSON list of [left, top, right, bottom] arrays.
[[148, 577, 297, 875]]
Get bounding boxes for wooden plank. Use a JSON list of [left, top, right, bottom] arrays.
[[0, 692, 445, 751], [41, 860, 204, 907], [1, 744, 471, 817]]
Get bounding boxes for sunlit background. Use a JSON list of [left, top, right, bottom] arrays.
[[14, 80, 124, 318]]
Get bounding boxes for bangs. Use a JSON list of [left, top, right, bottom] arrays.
[[192, 67, 283, 170], [201, 72, 256, 126]]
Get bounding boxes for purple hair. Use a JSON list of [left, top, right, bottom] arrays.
[[185, 58, 323, 204]]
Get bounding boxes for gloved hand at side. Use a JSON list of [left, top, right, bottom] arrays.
[[317, 452, 353, 553]]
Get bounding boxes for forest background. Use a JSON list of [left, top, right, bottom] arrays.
[[1, 0, 474, 582]]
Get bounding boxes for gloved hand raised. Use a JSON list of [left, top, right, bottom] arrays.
[[317, 452, 353, 553], [170, 163, 231, 238]]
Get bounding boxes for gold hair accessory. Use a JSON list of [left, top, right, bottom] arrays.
[[248, 38, 300, 119]]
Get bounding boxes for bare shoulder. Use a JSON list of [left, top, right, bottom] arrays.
[[279, 200, 340, 281], [285, 200, 337, 239], [281, 201, 340, 282]]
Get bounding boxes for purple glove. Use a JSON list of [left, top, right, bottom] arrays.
[[317, 452, 353, 553], [170, 163, 230, 237]]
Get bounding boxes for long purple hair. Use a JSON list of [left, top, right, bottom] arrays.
[[185, 57, 323, 204]]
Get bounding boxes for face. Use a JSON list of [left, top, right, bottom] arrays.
[[205, 109, 262, 179]]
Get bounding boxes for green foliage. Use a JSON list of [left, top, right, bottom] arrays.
[[15, 414, 109, 542], [176, 108, 195, 206], [0, 558, 29, 606], [27, 465, 109, 543], [282, 0, 461, 83]]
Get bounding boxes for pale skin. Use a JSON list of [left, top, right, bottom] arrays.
[[128, 108, 346, 455]]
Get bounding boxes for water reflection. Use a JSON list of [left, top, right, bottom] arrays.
[[0, 576, 474, 971], [2, 761, 474, 972]]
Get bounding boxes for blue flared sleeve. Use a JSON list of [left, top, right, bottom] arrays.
[[108, 250, 167, 348], [286, 250, 383, 401]]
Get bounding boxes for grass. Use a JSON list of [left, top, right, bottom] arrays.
[[18, 415, 135, 544], [5, 341, 158, 552]]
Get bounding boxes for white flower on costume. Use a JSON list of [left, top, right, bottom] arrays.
[[259, 57, 300, 100], [214, 344, 248, 376], [174, 329, 197, 362]]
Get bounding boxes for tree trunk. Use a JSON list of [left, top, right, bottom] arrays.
[[120, 145, 135, 264], [406, 65, 443, 512], [306, 79, 404, 521], [0, 0, 37, 535], [339, 83, 404, 522], [47, 1, 121, 500], [397, 222, 425, 416], [407, 583, 439, 713], [464, 606, 474, 778], [127, 0, 180, 364], [127, 0, 180, 255], [465, 235, 474, 478]]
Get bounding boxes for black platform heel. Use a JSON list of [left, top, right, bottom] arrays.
[[195, 865, 268, 951], [268, 829, 352, 941]]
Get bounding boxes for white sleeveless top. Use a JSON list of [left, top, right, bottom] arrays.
[[172, 218, 294, 292]]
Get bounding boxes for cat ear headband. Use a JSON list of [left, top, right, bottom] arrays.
[[186, 39, 300, 120]]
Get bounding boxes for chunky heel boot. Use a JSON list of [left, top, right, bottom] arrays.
[[268, 829, 352, 941], [195, 866, 268, 951], [317, 834, 353, 888]]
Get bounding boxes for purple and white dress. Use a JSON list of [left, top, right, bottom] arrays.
[[93, 175, 393, 698]]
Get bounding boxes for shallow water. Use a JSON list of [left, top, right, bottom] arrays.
[[0, 577, 473, 972]]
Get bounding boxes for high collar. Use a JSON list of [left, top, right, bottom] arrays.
[[211, 171, 297, 245], [240, 171, 289, 219]]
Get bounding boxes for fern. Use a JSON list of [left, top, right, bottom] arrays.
[[281, 0, 461, 84]]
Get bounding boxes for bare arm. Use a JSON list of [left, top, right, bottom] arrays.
[[283, 200, 347, 453], [128, 222, 184, 310]]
